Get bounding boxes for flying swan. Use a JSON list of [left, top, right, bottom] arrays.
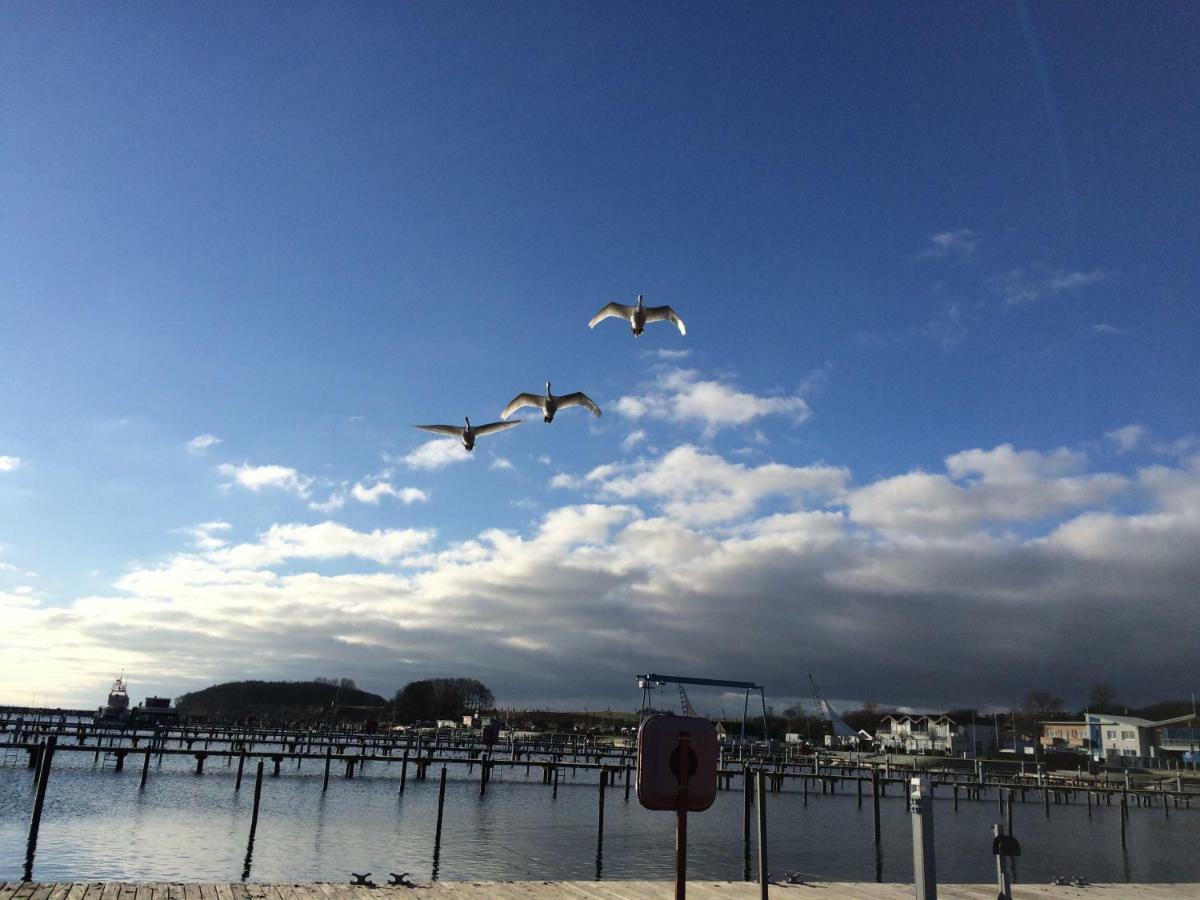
[[501, 382, 602, 423], [588, 293, 686, 337], [414, 417, 522, 451]]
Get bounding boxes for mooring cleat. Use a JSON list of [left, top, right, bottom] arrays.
[[350, 873, 376, 887], [388, 873, 415, 888], [1072, 875, 1089, 886]]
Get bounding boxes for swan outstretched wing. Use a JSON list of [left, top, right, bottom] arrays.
[[414, 424, 464, 436], [558, 392, 602, 417], [644, 305, 686, 335], [501, 393, 543, 420], [473, 420, 523, 436], [588, 302, 633, 329]]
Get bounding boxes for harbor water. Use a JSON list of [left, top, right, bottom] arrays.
[[2, 749, 1198, 884]]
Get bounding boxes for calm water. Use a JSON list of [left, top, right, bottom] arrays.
[[2, 750, 1198, 884]]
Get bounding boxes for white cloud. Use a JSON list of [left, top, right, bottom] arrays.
[[0, 456, 23, 472], [403, 440, 471, 470], [848, 444, 1127, 534], [186, 521, 233, 551], [351, 481, 428, 505], [186, 434, 222, 454], [3, 438, 1198, 714], [588, 445, 848, 524], [218, 462, 312, 498], [1106, 424, 1145, 454], [549, 473, 581, 490], [993, 268, 1110, 305], [615, 368, 810, 437], [652, 349, 691, 361], [0, 561, 16, 573], [621, 430, 647, 451], [194, 521, 433, 570], [918, 229, 976, 259], [490, 457, 514, 471]]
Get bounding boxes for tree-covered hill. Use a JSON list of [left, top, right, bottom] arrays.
[[175, 680, 386, 719]]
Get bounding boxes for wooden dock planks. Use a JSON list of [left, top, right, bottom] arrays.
[[4, 884, 1200, 899]]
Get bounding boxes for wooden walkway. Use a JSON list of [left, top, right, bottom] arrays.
[[4, 883, 1200, 899]]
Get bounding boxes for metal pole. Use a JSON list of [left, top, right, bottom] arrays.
[[743, 765, 752, 881], [993, 824, 1011, 900], [909, 775, 936, 900], [675, 734, 691, 900], [756, 769, 768, 900]]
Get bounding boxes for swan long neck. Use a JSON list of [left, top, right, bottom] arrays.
[[546, 380, 552, 397], [465, 416, 471, 429], [637, 293, 643, 308]]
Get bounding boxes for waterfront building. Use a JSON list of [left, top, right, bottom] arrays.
[[873, 714, 997, 757]]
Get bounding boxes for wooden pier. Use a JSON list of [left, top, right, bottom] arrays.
[[4, 883, 1200, 899]]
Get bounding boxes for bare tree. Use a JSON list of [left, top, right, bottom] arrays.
[[1087, 683, 1118, 713]]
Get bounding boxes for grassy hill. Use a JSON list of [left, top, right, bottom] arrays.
[[175, 680, 387, 719]]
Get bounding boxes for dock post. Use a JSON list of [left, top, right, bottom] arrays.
[[743, 766, 752, 881], [1006, 789, 1014, 839], [910, 775, 936, 900], [236, 751, 246, 791], [625, 765, 631, 802], [598, 768, 607, 837], [480, 753, 488, 797], [756, 769, 769, 900], [858, 775, 863, 808], [435, 765, 448, 847], [322, 746, 332, 793], [993, 824, 1012, 900], [1043, 784, 1050, 818], [399, 750, 408, 795], [553, 763, 559, 799], [140, 749, 152, 789], [241, 760, 265, 882], [23, 734, 56, 882], [871, 770, 881, 844]]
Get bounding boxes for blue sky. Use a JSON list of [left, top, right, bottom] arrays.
[[2, 3, 1198, 713]]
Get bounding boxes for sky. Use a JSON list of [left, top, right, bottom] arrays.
[[2, 2, 1198, 716]]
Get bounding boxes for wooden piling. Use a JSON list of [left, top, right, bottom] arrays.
[[743, 767, 752, 881], [140, 749, 152, 789], [399, 750, 408, 795], [236, 751, 246, 791], [434, 766, 448, 847], [322, 746, 332, 793], [597, 768, 607, 838], [871, 770, 881, 845], [756, 769, 768, 900], [23, 734, 56, 882], [241, 760, 265, 882]]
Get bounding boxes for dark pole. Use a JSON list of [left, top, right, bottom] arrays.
[[235, 751, 246, 792], [756, 769, 768, 900], [434, 766, 448, 846], [399, 750, 408, 795], [241, 760, 265, 881], [871, 769, 881, 844], [742, 766, 752, 881], [23, 734, 56, 881], [140, 749, 152, 789], [322, 745, 332, 793]]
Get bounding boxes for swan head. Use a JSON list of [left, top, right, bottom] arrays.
[[545, 380, 552, 396], [636, 293, 644, 307], [464, 416, 471, 429]]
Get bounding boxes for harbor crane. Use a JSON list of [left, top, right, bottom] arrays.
[[637, 672, 770, 743]]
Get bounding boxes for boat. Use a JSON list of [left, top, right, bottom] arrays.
[[97, 673, 131, 723]]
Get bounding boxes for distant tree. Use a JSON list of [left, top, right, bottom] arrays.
[[392, 677, 494, 722], [1024, 690, 1064, 717], [1088, 683, 1117, 712], [338, 678, 357, 691]]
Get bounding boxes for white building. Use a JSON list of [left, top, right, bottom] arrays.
[[874, 715, 997, 757], [1087, 713, 1155, 762]]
